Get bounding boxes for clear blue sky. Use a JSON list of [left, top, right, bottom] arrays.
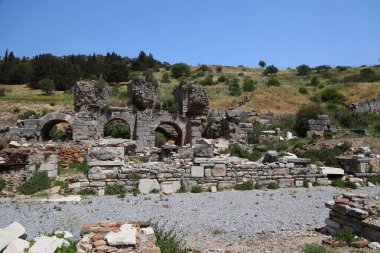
[[0, 0, 379, 68]]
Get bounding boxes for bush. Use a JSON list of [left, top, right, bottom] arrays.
[[201, 75, 215, 86], [266, 77, 281, 86], [161, 72, 171, 83], [104, 121, 131, 139], [367, 175, 380, 185], [0, 177, 6, 191], [243, 78, 256, 92], [0, 88, 5, 97], [217, 75, 228, 83], [323, 131, 333, 139], [334, 228, 357, 244], [153, 223, 189, 253], [310, 76, 319, 86], [229, 78, 242, 96], [320, 88, 345, 104], [296, 64, 311, 76], [230, 144, 262, 161], [296, 143, 351, 167], [336, 66, 349, 72], [294, 103, 324, 137], [19, 110, 38, 120], [216, 66, 223, 73], [298, 87, 307, 94], [17, 171, 52, 195], [302, 243, 339, 253], [330, 107, 380, 129], [331, 179, 357, 189], [105, 185, 126, 195], [171, 63, 191, 79], [49, 125, 73, 141], [235, 181, 254, 191], [155, 132, 166, 147], [267, 182, 280, 190], [176, 181, 187, 193], [191, 185, 203, 193], [263, 65, 279, 75]]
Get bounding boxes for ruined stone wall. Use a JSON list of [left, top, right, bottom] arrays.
[[348, 97, 380, 113]]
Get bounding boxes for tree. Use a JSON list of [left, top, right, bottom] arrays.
[[105, 61, 129, 83], [9, 62, 32, 84], [201, 75, 214, 86], [263, 65, 279, 75], [320, 88, 345, 104], [294, 103, 324, 137], [216, 66, 223, 73], [229, 78, 242, 96], [259, 60, 266, 69], [310, 76, 319, 86], [315, 65, 331, 73], [38, 79, 55, 95], [296, 64, 311, 76], [243, 78, 256, 92], [171, 63, 191, 79]]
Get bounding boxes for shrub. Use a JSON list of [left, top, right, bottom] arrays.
[[150, 188, 160, 194], [263, 65, 279, 75], [310, 76, 319, 86], [374, 122, 380, 133], [171, 63, 191, 79], [267, 182, 280, 190], [197, 64, 211, 72], [155, 132, 166, 147], [235, 181, 254, 191], [303, 179, 313, 188], [254, 183, 260, 189], [161, 72, 171, 83], [0, 177, 6, 191], [19, 110, 38, 120], [320, 88, 345, 104], [302, 243, 339, 253], [201, 75, 215, 86], [336, 66, 349, 72], [259, 60, 266, 69], [216, 66, 223, 73], [132, 187, 140, 196], [191, 185, 203, 193], [176, 181, 187, 193], [330, 107, 380, 129], [0, 88, 5, 97], [323, 131, 333, 139], [331, 179, 357, 189], [153, 223, 189, 253], [296, 143, 351, 167], [296, 64, 311, 76], [105, 185, 126, 195], [230, 144, 262, 161], [298, 87, 307, 94], [294, 103, 324, 137], [315, 65, 332, 73], [78, 188, 95, 196], [266, 77, 281, 87], [217, 75, 227, 83], [334, 228, 357, 244], [243, 78, 256, 92], [49, 125, 73, 141], [229, 78, 242, 96], [17, 171, 52, 195], [104, 121, 131, 139]]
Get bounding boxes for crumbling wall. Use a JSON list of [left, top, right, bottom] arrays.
[[348, 96, 380, 113], [174, 80, 209, 117]]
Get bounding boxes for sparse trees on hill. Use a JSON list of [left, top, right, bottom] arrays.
[[229, 78, 242, 96], [263, 65, 279, 75], [296, 64, 311, 76], [259, 60, 266, 69]]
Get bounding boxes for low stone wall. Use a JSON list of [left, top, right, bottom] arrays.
[[325, 193, 380, 242]]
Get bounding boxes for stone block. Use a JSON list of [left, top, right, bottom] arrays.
[[4, 238, 29, 253], [89, 181, 106, 187], [142, 247, 161, 253], [0, 222, 26, 251], [347, 208, 369, 219], [160, 181, 181, 193], [194, 144, 214, 158], [316, 177, 330, 186], [212, 164, 226, 177], [325, 218, 340, 229], [105, 227, 137, 246], [191, 166, 204, 177], [138, 179, 160, 194], [295, 180, 303, 187], [29, 236, 69, 253]]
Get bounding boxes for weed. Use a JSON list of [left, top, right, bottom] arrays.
[[235, 181, 253, 191], [267, 182, 280, 190], [128, 171, 142, 181], [0, 177, 6, 191], [331, 179, 357, 189], [191, 185, 203, 193], [105, 185, 126, 196], [150, 188, 160, 194], [153, 223, 190, 253], [132, 187, 140, 196], [334, 228, 357, 244], [55, 239, 77, 253], [176, 181, 187, 193], [212, 229, 226, 235], [17, 171, 52, 195], [78, 188, 95, 196], [301, 243, 339, 253], [367, 175, 380, 185]]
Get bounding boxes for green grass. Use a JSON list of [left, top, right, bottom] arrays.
[[301, 243, 339, 253], [367, 175, 380, 185], [55, 240, 77, 253], [191, 185, 203, 193], [105, 185, 126, 196], [334, 228, 358, 244], [267, 182, 280, 190], [78, 188, 95, 196], [58, 158, 89, 175], [0, 94, 73, 103], [176, 181, 187, 193], [331, 179, 357, 189], [0, 177, 6, 191]]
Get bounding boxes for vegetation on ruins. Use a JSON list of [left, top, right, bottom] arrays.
[[333, 228, 358, 244], [301, 243, 339, 253], [296, 143, 351, 167], [0, 177, 6, 191], [190, 185, 203, 193], [267, 181, 280, 190], [235, 181, 254, 191], [17, 171, 52, 195], [294, 103, 324, 137], [331, 178, 358, 189], [49, 125, 73, 141], [104, 120, 131, 139], [153, 223, 190, 253]]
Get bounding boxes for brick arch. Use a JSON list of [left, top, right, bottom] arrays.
[[98, 110, 136, 139], [153, 114, 187, 146], [103, 118, 132, 139]]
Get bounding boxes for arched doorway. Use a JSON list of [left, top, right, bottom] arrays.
[[103, 119, 131, 139], [154, 122, 183, 147], [41, 120, 73, 141]]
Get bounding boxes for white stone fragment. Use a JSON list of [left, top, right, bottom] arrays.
[[29, 236, 69, 253], [4, 238, 29, 253], [0, 222, 26, 251], [141, 227, 154, 235], [138, 179, 160, 194], [105, 227, 137, 246]]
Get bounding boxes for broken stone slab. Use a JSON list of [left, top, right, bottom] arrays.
[[320, 167, 344, 176], [88, 161, 124, 166], [3, 238, 29, 253], [29, 236, 70, 253], [141, 227, 154, 235], [262, 151, 278, 163], [105, 227, 137, 246], [347, 208, 369, 219], [138, 179, 160, 194], [0, 222, 26, 251], [193, 157, 227, 164], [191, 166, 204, 177]]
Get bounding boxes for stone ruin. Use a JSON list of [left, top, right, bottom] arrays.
[[348, 96, 380, 113], [324, 192, 380, 243], [174, 80, 209, 117], [307, 115, 339, 138], [127, 75, 158, 110]]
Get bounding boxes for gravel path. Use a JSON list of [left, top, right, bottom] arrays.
[[0, 186, 379, 250]]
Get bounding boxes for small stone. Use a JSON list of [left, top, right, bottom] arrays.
[[93, 239, 107, 247], [335, 198, 350, 205], [368, 242, 380, 250], [210, 186, 217, 193], [141, 227, 154, 235]]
